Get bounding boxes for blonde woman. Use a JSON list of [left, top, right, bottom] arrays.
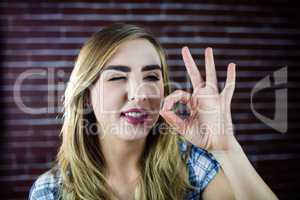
[[28, 23, 278, 200]]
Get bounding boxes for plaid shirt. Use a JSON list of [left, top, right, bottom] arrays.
[[28, 141, 220, 200]]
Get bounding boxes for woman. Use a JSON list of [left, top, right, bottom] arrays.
[[29, 23, 278, 200]]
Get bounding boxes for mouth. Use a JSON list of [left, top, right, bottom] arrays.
[[120, 108, 149, 125]]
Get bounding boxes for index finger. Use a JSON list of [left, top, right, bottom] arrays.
[[182, 46, 205, 89]]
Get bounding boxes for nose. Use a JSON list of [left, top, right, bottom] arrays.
[[127, 78, 147, 102]]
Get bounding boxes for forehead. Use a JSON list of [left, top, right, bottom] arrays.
[[103, 38, 161, 69]]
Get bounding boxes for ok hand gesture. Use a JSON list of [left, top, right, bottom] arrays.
[[160, 47, 237, 151]]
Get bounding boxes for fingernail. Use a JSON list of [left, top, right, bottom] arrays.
[[206, 47, 212, 52], [183, 46, 189, 53]]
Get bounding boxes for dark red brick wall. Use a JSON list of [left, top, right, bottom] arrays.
[[0, 1, 299, 199]]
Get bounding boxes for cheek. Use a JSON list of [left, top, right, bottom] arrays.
[[156, 81, 165, 104], [100, 84, 124, 113], [149, 82, 164, 112]]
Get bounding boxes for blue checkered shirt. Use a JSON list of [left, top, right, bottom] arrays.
[[28, 141, 220, 200]]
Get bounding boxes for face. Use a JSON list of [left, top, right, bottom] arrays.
[[89, 39, 164, 141]]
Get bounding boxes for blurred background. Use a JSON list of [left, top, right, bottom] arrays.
[[0, 0, 299, 199]]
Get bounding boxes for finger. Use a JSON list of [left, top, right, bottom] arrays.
[[205, 47, 218, 91], [182, 46, 205, 89], [221, 63, 236, 101], [162, 90, 191, 111], [159, 110, 186, 133]]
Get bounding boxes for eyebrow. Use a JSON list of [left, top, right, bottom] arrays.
[[103, 64, 162, 72]]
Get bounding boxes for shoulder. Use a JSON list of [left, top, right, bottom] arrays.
[[178, 140, 221, 191], [28, 167, 61, 200]]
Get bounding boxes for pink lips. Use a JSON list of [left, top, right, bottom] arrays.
[[121, 108, 148, 125]]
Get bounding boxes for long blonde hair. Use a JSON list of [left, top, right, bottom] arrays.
[[56, 23, 194, 200]]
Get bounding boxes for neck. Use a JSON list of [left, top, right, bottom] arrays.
[[99, 133, 147, 180]]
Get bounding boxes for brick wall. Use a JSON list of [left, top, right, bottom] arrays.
[[0, 1, 299, 199]]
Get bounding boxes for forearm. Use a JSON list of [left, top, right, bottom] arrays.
[[211, 137, 278, 200]]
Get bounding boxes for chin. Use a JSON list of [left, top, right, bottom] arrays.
[[113, 127, 150, 141]]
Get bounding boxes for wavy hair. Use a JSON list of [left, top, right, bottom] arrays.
[[56, 23, 195, 200]]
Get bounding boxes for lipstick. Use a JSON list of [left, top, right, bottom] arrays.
[[121, 108, 148, 125]]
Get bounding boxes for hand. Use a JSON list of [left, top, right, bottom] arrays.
[[159, 47, 237, 151]]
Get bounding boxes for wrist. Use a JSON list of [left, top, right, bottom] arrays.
[[210, 136, 243, 158]]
